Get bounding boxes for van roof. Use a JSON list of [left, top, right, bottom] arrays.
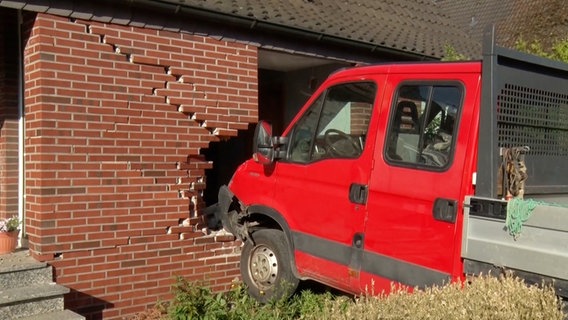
[[330, 61, 482, 79]]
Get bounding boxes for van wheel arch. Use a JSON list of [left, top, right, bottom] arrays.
[[244, 205, 300, 280]]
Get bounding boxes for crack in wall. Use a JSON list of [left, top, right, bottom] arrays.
[[86, 24, 224, 138], [77, 21, 227, 242]]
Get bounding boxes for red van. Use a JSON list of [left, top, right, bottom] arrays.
[[213, 30, 568, 302]]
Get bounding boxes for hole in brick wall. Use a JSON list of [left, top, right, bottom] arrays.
[[197, 68, 292, 207], [54, 252, 63, 259], [200, 123, 255, 206]]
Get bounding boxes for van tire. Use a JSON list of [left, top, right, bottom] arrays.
[[240, 229, 299, 303]]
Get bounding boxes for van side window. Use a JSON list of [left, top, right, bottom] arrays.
[[385, 84, 462, 168], [288, 82, 376, 163]]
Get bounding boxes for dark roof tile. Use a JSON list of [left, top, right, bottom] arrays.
[[160, 0, 480, 59]]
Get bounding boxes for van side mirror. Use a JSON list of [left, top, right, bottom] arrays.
[[253, 121, 275, 165], [253, 121, 288, 165]]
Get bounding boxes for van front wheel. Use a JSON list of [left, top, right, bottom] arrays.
[[240, 229, 299, 303]]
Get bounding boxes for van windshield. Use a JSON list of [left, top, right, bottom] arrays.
[[288, 82, 376, 163]]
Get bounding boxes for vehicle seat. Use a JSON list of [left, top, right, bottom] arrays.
[[387, 101, 420, 161], [394, 100, 419, 133]]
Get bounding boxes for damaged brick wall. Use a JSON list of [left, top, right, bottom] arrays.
[[23, 12, 257, 319]]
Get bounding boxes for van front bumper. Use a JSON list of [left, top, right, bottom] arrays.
[[210, 185, 248, 240]]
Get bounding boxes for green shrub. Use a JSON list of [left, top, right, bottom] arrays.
[[443, 38, 568, 64], [515, 38, 568, 63], [166, 278, 334, 320], [137, 275, 564, 320], [442, 44, 469, 61]]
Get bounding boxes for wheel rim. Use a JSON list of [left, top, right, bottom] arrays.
[[248, 244, 278, 289]]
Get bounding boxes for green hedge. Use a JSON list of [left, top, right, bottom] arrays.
[[134, 275, 564, 320]]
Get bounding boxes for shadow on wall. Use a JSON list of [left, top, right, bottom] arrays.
[[65, 289, 114, 320], [50, 262, 113, 320]]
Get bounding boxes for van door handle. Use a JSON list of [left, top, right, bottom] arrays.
[[433, 198, 458, 223], [349, 183, 368, 205]]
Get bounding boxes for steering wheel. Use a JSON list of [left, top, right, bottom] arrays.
[[324, 129, 362, 157]]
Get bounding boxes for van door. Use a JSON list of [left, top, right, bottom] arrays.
[[272, 80, 379, 292], [362, 76, 479, 292]]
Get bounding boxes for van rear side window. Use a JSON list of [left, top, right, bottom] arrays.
[[287, 82, 376, 163], [385, 84, 462, 169]]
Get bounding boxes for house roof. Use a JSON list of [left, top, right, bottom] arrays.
[[439, 0, 568, 50], [5, 0, 564, 60], [499, 0, 568, 49], [1, 0, 490, 60], [436, 0, 516, 45], [153, 0, 481, 59]]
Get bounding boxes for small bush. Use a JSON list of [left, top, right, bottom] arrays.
[[515, 38, 568, 63], [313, 275, 564, 320], [442, 44, 469, 61], [134, 275, 564, 320]]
